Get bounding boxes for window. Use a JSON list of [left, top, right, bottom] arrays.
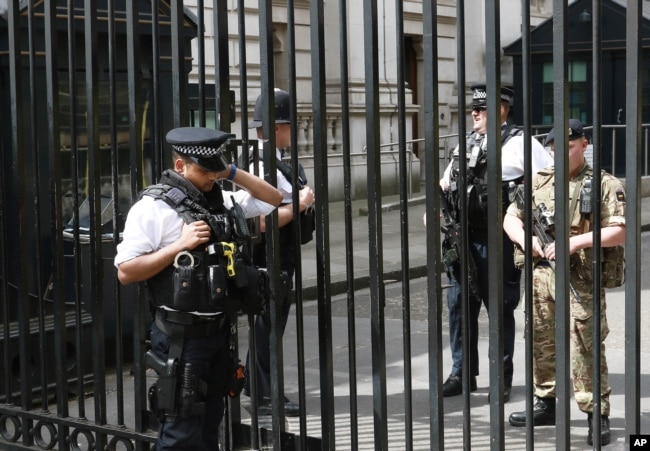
[[541, 61, 588, 125]]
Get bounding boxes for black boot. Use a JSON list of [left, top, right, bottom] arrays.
[[509, 396, 556, 427], [442, 375, 477, 397], [587, 413, 611, 446]]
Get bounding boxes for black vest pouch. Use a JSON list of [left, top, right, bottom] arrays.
[[208, 264, 228, 307], [466, 184, 489, 225], [172, 265, 197, 311], [172, 250, 208, 311]]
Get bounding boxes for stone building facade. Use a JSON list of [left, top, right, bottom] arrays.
[[183, 0, 553, 200]]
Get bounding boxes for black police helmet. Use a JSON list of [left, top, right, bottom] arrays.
[[248, 88, 292, 128], [166, 127, 234, 172]]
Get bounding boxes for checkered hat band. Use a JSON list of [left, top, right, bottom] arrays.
[[473, 91, 487, 100], [172, 145, 220, 157]]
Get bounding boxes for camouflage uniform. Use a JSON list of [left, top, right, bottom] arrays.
[[506, 163, 625, 415]]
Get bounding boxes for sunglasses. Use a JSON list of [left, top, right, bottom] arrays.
[[472, 106, 487, 113]]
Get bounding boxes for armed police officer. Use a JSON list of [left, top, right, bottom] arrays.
[[243, 88, 315, 417], [114, 127, 281, 451], [438, 83, 553, 400], [505, 120, 625, 446]]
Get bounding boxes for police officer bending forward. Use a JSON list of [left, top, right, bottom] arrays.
[[115, 127, 281, 451]]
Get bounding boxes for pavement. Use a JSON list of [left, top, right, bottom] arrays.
[[234, 184, 650, 450]]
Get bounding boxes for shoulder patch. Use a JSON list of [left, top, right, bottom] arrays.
[[165, 187, 187, 205], [616, 187, 626, 203]]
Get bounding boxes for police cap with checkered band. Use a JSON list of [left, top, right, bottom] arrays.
[[470, 82, 515, 107], [166, 127, 234, 172]]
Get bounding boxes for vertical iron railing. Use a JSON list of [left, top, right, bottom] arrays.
[[625, 0, 643, 442], [591, 0, 605, 447], [311, 0, 336, 448], [286, 1, 310, 449], [362, 1, 389, 449], [521, 0, 536, 448], [485, 1, 507, 447], [552, 2, 572, 449], [423, 1, 445, 449], [455, 0, 472, 444], [33, 0, 50, 421], [44, 3, 66, 448], [338, 0, 359, 448], [394, 1, 414, 449], [9, 8, 33, 451], [257, 2, 284, 449]]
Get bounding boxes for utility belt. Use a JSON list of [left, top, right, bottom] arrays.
[[154, 308, 227, 339]]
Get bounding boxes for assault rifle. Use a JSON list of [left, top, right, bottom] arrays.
[[509, 184, 581, 302], [440, 190, 480, 298]]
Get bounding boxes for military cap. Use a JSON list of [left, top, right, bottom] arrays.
[[470, 82, 515, 107], [166, 127, 234, 172], [248, 88, 292, 128], [544, 118, 585, 146]]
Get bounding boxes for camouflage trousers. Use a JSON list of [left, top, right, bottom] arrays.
[[531, 265, 611, 415]]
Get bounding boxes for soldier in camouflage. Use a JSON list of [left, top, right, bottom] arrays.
[[504, 119, 626, 446]]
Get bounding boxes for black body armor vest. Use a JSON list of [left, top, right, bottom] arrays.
[[450, 125, 524, 227], [142, 170, 229, 313]]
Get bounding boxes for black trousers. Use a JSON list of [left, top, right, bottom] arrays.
[[150, 317, 229, 451], [446, 231, 521, 386]]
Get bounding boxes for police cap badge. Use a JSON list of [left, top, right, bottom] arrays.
[[470, 82, 515, 107]]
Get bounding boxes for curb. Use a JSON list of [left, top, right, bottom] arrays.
[[302, 265, 429, 301], [358, 195, 427, 216]]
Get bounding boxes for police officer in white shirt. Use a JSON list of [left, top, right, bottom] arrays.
[[436, 83, 553, 401], [115, 127, 281, 450]]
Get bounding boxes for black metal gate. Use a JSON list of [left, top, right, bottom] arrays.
[[0, 1, 646, 450]]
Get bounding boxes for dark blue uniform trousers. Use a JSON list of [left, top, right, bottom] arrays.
[[150, 320, 229, 451], [447, 231, 521, 387]]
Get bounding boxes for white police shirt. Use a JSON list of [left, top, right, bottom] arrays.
[[501, 133, 553, 181]]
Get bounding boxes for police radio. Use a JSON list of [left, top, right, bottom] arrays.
[[580, 179, 593, 214]]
